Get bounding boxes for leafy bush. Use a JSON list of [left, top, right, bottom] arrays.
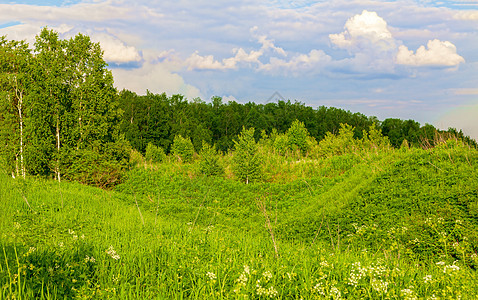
[[317, 123, 357, 157], [273, 133, 289, 155], [145, 142, 166, 163], [198, 141, 223, 176], [61, 142, 129, 188], [286, 120, 311, 154], [171, 135, 195, 163], [232, 127, 262, 183]]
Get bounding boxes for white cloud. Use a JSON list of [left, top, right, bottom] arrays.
[[454, 10, 478, 21], [112, 56, 202, 100], [260, 49, 331, 75], [396, 39, 465, 66], [92, 33, 142, 64], [329, 10, 396, 53], [184, 26, 284, 71]]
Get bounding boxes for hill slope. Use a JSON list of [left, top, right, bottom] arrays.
[[1, 140, 477, 298]]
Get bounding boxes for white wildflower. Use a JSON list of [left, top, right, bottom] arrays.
[[84, 255, 96, 263], [256, 284, 278, 298], [401, 287, 417, 300], [371, 278, 388, 294], [106, 246, 120, 260], [206, 271, 217, 280], [262, 270, 273, 280], [330, 286, 341, 299], [312, 282, 326, 296], [423, 275, 432, 283], [443, 263, 460, 274]]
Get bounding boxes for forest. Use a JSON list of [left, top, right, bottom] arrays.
[[1, 30, 478, 299]]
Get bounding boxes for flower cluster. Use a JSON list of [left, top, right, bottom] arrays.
[[106, 246, 120, 260], [84, 255, 96, 263], [256, 284, 278, 298], [206, 271, 217, 281], [400, 287, 418, 300]]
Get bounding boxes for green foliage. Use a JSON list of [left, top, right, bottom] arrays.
[[198, 141, 223, 176], [318, 123, 357, 157], [286, 119, 311, 154], [171, 134, 195, 163], [361, 123, 391, 150], [2, 141, 478, 299], [232, 127, 262, 183], [0, 29, 130, 186], [145, 142, 166, 163], [273, 133, 289, 155]]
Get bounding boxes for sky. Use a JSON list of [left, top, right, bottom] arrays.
[[1, 0, 477, 140]]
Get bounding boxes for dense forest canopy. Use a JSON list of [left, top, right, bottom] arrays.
[[1, 29, 476, 186]]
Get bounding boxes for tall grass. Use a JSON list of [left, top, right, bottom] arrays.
[[1, 139, 477, 298]]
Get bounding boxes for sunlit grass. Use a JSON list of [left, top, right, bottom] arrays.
[[1, 141, 478, 298]]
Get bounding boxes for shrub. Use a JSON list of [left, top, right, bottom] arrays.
[[286, 120, 311, 154], [232, 127, 262, 183], [145, 142, 166, 163], [318, 123, 357, 157], [171, 135, 195, 163], [273, 134, 289, 155], [198, 141, 223, 176]]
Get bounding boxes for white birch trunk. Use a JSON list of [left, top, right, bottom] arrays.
[[15, 79, 25, 179], [56, 114, 61, 183]]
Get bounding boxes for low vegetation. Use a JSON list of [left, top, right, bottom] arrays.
[[1, 122, 477, 299]]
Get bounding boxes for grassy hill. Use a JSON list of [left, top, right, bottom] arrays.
[[1, 138, 478, 299]]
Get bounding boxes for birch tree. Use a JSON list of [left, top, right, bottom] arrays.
[[0, 37, 32, 178]]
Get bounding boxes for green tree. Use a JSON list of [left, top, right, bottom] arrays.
[[198, 141, 223, 176], [145, 142, 166, 163], [171, 135, 195, 163], [286, 119, 311, 154], [232, 127, 262, 183], [0, 37, 32, 178]]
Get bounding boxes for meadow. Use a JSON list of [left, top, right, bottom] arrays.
[[1, 132, 478, 299]]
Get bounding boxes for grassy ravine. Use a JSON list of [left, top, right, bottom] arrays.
[[1, 142, 478, 299]]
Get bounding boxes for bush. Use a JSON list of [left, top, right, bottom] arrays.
[[273, 134, 289, 155], [318, 123, 357, 157], [232, 127, 262, 183], [171, 135, 195, 163], [286, 120, 311, 154], [145, 142, 166, 163], [198, 141, 223, 176]]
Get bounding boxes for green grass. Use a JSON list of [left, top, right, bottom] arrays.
[[1, 141, 478, 299]]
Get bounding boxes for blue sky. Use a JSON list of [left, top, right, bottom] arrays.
[[1, 0, 477, 140]]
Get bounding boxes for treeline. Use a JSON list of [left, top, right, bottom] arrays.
[[118, 90, 477, 154], [1, 29, 476, 187]]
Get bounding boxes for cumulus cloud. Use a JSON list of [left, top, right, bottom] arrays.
[[260, 49, 331, 75], [185, 47, 262, 71], [112, 58, 202, 100], [329, 10, 396, 53], [184, 27, 284, 71], [327, 10, 465, 74], [92, 33, 142, 64], [328, 10, 399, 74], [396, 39, 465, 66]]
